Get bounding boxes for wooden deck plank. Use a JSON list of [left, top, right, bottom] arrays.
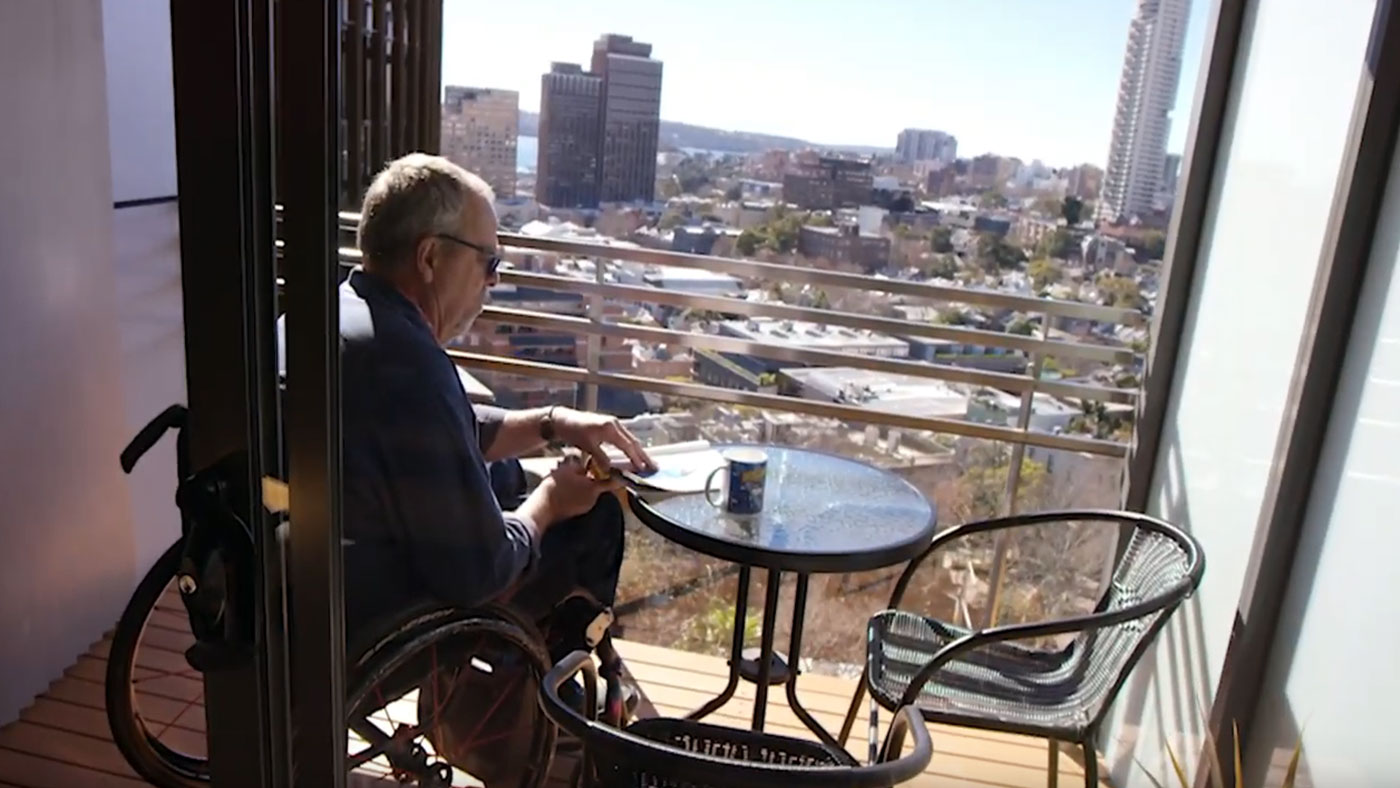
[[0, 722, 138, 780], [1, 631, 1106, 787], [0, 749, 146, 788]]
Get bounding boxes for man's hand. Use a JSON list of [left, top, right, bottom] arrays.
[[515, 455, 623, 529], [551, 408, 656, 473]]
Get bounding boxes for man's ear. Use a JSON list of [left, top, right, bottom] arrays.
[[414, 235, 438, 283]]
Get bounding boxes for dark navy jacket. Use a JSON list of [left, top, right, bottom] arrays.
[[291, 269, 538, 642]]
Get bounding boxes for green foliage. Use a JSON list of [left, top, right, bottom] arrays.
[[1007, 317, 1037, 336], [757, 372, 777, 387], [679, 596, 761, 655], [1097, 273, 1141, 308], [1027, 257, 1063, 290], [977, 233, 1026, 269], [1137, 719, 1302, 788], [956, 452, 1050, 522], [923, 254, 959, 279], [659, 213, 686, 231], [808, 212, 834, 227], [812, 289, 831, 310], [1062, 196, 1084, 225], [723, 183, 743, 201], [1037, 227, 1077, 259], [660, 178, 681, 199], [736, 229, 760, 257], [981, 189, 1009, 209], [930, 226, 955, 254], [1141, 230, 1167, 261]]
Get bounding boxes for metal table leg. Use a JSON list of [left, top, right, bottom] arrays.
[[784, 574, 845, 751], [686, 565, 750, 721], [751, 568, 783, 730]]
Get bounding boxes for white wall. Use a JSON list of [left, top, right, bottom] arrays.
[[1101, 0, 1376, 784], [0, 0, 136, 724], [102, 0, 178, 203], [102, 0, 187, 575], [1242, 100, 1400, 788]]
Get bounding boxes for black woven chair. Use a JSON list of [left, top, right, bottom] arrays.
[[837, 510, 1204, 788], [541, 651, 933, 788]]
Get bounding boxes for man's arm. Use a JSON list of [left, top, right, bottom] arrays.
[[475, 404, 550, 462]]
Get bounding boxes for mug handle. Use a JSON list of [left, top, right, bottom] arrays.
[[704, 466, 726, 508]]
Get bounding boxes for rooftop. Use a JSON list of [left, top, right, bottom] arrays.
[[718, 318, 910, 355], [779, 367, 971, 420]]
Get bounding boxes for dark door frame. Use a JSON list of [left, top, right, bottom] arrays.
[[169, 0, 289, 784]]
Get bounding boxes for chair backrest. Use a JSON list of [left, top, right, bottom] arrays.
[[1070, 515, 1203, 727]]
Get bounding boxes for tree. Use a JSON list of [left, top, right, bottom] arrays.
[[1061, 196, 1084, 225], [1037, 227, 1076, 259], [977, 233, 1026, 269], [659, 177, 681, 199], [1096, 273, 1140, 308], [723, 184, 744, 201], [736, 229, 760, 257], [1141, 230, 1167, 261], [812, 289, 831, 310], [1007, 317, 1037, 336], [930, 226, 955, 254], [1033, 195, 1062, 216], [980, 189, 1009, 209], [1028, 258, 1063, 290], [659, 213, 686, 231], [923, 254, 959, 279], [808, 212, 834, 227]]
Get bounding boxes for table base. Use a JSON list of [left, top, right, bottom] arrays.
[[683, 566, 846, 754]]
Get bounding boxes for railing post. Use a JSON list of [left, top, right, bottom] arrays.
[[583, 255, 604, 411], [981, 312, 1053, 628]]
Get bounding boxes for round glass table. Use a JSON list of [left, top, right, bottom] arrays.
[[628, 445, 937, 745]]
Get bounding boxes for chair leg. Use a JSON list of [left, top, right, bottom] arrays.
[[1082, 740, 1098, 788], [1047, 738, 1058, 788], [838, 671, 867, 746], [867, 699, 880, 764]]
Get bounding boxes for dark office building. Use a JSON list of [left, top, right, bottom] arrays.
[[781, 156, 873, 209], [591, 34, 663, 204], [537, 63, 601, 208]]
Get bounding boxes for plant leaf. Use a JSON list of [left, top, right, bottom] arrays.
[[1283, 734, 1303, 788], [1133, 757, 1170, 788], [1233, 722, 1243, 788], [1199, 702, 1225, 788], [1166, 742, 1191, 788]]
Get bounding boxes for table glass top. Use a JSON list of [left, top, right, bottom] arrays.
[[642, 445, 935, 559]]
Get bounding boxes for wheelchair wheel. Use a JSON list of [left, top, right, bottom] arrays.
[[106, 540, 210, 787], [345, 607, 557, 787]]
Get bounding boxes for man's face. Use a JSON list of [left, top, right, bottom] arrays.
[[423, 198, 499, 343]]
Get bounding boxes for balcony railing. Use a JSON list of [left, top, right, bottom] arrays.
[[326, 211, 1144, 635]]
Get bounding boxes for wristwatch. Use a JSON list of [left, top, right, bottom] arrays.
[[539, 405, 560, 445]]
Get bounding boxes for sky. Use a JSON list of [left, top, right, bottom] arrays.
[[442, 0, 1208, 169]]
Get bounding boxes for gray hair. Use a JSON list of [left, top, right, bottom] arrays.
[[357, 153, 495, 269]]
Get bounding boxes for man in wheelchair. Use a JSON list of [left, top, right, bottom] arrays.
[[330, 154, 653, 774]]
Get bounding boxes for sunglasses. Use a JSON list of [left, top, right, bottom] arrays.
[[435, 233, 503, 276]]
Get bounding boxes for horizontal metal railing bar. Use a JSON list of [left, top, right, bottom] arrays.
[[477, 305, 1137, 404], [497, 269, 1137, 365], [445, 349, 1129, 458], [496, 234, 1146, 326], [331, 211, 1143, 326]]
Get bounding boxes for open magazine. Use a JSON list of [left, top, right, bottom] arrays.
[[519, 440, 725, 495]]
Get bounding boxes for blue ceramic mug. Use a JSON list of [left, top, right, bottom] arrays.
[[704, 448, 768, 515]]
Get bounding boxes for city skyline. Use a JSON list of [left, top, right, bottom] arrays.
[[442, 0, 1208, 168]]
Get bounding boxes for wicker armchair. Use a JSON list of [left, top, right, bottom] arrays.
[[542, 651, 933, 788], [837, 510, 1204, 788]]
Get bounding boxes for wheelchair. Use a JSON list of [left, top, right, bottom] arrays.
[[107, 405, 623, 786]]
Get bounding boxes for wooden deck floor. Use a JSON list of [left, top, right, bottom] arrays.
[[0, 627, 1108, 788]]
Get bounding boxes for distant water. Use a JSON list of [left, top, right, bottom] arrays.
[[516, 134, 744, 173]]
